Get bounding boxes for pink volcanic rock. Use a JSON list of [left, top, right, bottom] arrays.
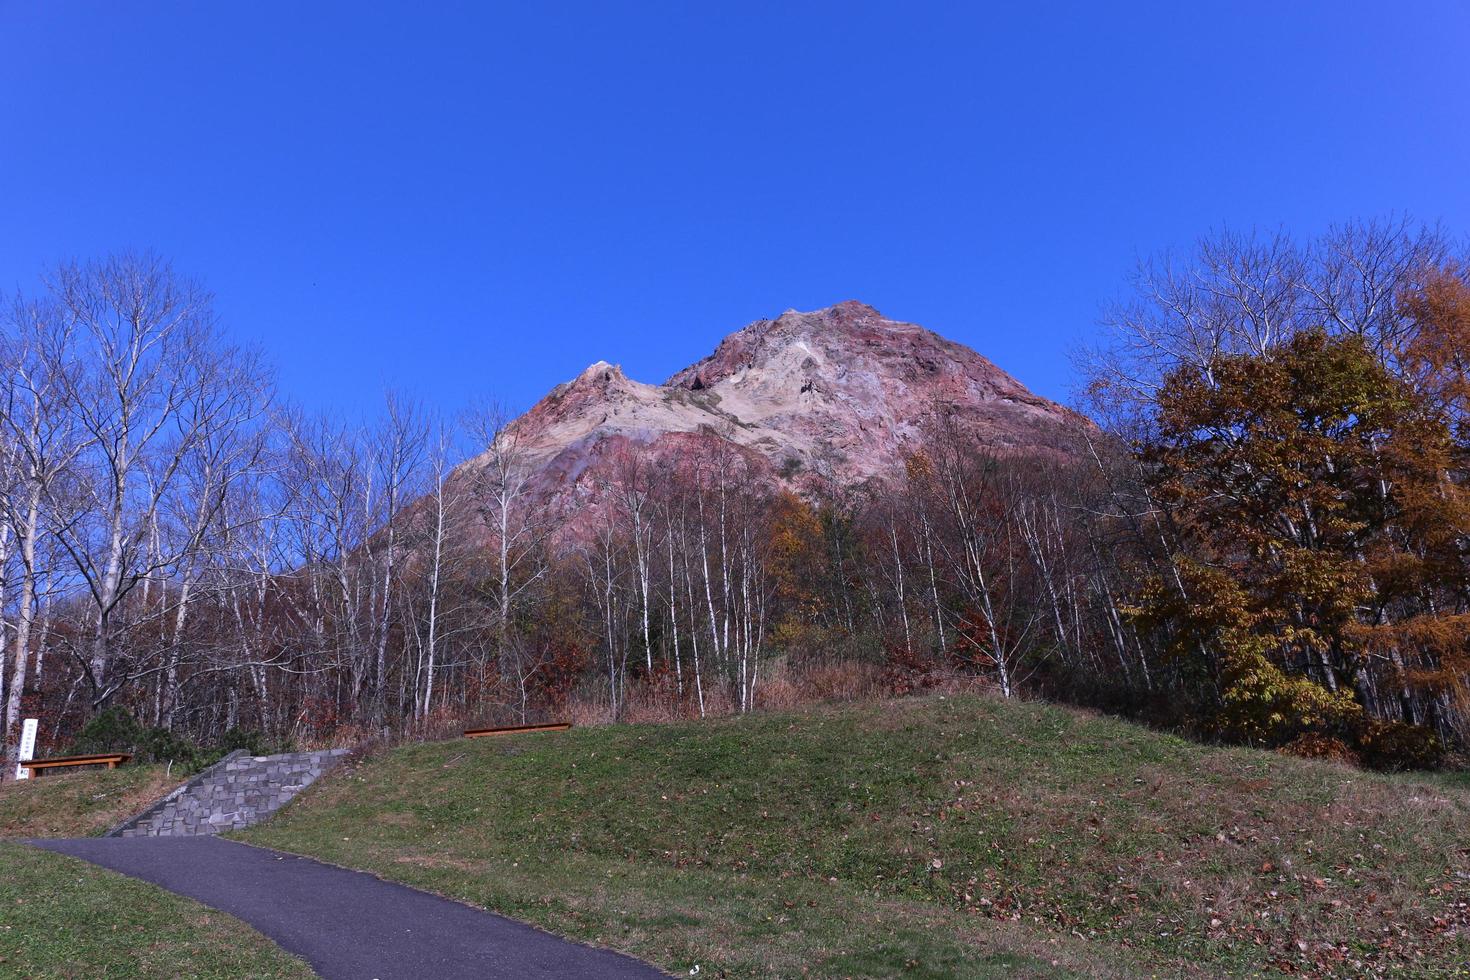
[[452, 302, 1089, 534]]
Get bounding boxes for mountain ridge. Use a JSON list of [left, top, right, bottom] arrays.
[[464, 301, 1089, 526]]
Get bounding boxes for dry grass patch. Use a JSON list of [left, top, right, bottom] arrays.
[[0, 764, 180, 839]]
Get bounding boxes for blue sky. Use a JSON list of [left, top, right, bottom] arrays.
[[2, 2, 1467, 417]]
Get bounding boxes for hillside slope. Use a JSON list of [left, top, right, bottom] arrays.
[[0, 764, 180, 839], [241, 695, 1470, 978]]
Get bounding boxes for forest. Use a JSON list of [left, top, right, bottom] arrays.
[[2, 219, 1467, 775]]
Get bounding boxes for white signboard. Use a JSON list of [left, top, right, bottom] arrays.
[[15, 718, 38, 780]]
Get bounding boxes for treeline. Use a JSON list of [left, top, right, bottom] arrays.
[[1081, 219, 1470, 767], [2, 221, 1467, 774]]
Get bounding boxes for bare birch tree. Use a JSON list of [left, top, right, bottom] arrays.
[[1, 295, 89, 773], [464, 402, 545, 671]]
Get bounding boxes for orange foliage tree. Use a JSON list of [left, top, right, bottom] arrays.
[[1132, 328, 1469, 761]]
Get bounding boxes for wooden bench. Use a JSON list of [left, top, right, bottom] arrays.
[[463, 722, 571, 739], [21, 752, 133, 777]]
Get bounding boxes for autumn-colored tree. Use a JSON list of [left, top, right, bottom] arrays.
[[766, 491, 825, 647], [1133, 329, 1468, 757], [1400, 261, 1470, 439]]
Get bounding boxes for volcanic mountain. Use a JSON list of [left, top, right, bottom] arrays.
[[454, 302, 1087, 524]]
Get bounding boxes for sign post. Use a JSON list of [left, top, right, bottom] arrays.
[[15, 718, 38, 780]]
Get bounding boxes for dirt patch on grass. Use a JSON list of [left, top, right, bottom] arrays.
[[391, 853, 486, 873]]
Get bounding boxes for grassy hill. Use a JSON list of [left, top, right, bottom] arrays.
[[0, 763, 181, 839], [240, 693, 1470, 978]]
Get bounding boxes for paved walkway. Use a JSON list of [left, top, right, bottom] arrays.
[[29, 836, 666, 980]]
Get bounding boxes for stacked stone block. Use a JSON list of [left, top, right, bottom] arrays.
[[109, 748, 349, 837]]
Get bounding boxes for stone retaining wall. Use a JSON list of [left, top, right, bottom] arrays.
[[109, 748, 350, 838]]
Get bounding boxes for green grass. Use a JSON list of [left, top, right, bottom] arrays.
[[240, 693, 1470, 977], [0, 843, 312, 978], [0, 764, 181, 839], [1, 767, 309, 977]]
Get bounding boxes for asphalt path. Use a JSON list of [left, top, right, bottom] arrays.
[[29, 836, 667, 979]]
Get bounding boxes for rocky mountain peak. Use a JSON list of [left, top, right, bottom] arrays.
[[560, 360, 627, 391], [474, 303, 1087, 526], [581, 359, 621, 379]]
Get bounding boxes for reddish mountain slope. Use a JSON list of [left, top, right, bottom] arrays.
[[459, 301, 1087, 521]]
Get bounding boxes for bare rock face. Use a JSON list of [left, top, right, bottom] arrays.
[[463, 302, 1088, 520]]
